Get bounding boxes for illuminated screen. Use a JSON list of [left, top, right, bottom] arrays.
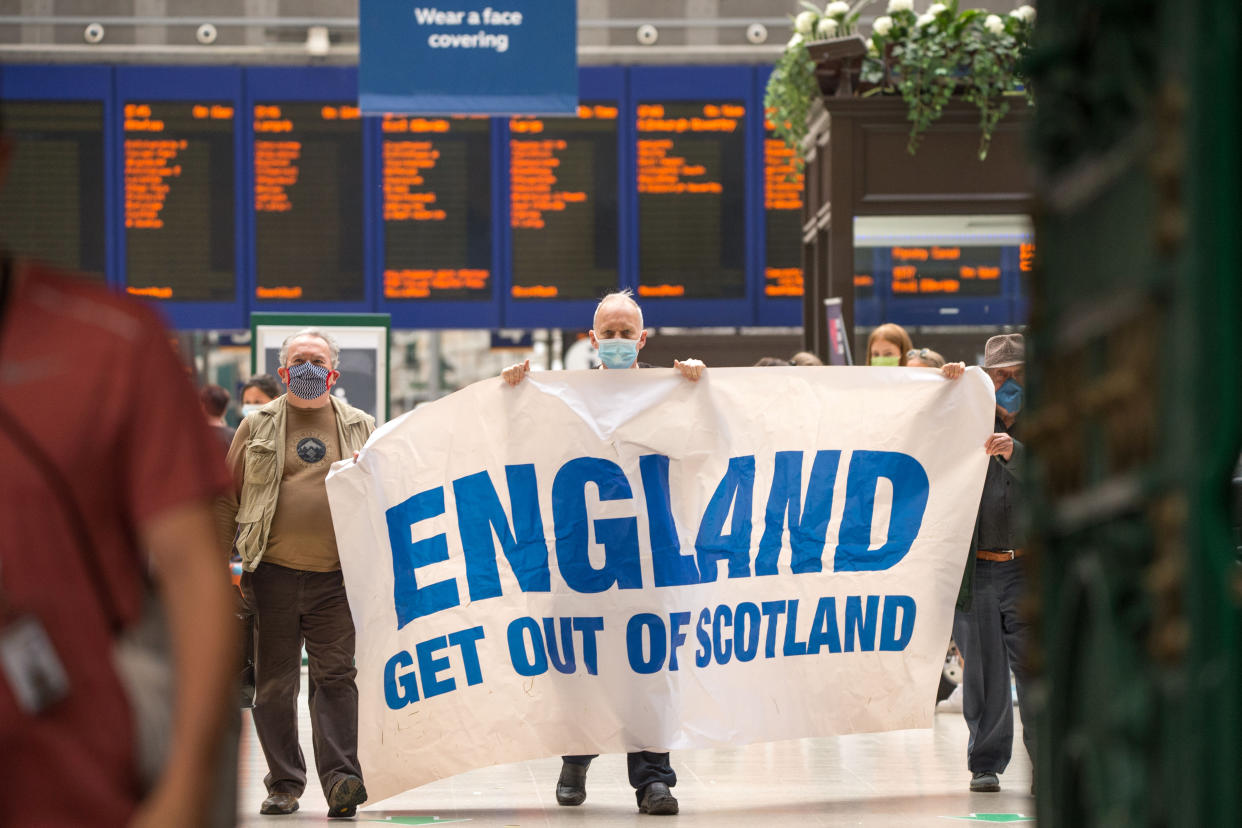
[[855, 248, 877, 300], [636, 101, 746, 299], [253, 103, 364, 302], [509, 103, 619, 301], [382, 116, 492, 300], [890, 246, 1006, 297], [123, 101, 235, 301], [0, 100, 106, 277], [764, 117, 803, 298]]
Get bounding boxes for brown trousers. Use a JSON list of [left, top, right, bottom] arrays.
[[240, 562, 362, 797]]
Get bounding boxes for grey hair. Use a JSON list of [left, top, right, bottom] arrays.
[[594, 289, 644, 331], [279, 328, 341, 369]]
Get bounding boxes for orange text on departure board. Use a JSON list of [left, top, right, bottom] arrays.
[[254, 107, 301, 213], [124, 136, 188, 230], [1020, 242, 1035, 271], [509, 122, 589, 230], [512, 285, 559, 298], [636, 103, 742, 134], [765, 267, 803, 297], [384, 126, 447, 222], [384, 268, 489, 298], [637, 284, 686, 297]]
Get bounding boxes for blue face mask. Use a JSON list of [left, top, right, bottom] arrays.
[[597, 337, 639, 370], [286, 361, 331, 400], [995, 377, 1023, 413]]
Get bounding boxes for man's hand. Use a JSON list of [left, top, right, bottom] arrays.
[[984, 432, 1014, 461], [941, 362, 966, 379], [502, 359, 531, 386], [674, 358, 705, 382]]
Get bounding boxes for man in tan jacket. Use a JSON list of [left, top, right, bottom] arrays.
[[218, 328, 375, 819]]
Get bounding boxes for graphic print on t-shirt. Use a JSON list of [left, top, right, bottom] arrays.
[[297, 436, 327, 464]]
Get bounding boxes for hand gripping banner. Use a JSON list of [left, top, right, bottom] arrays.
[[326, 366, 995, 803]]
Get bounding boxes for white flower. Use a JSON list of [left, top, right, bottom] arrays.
[[887, 0, 913, 13], [916, 12, 936, 27], [825, 1, 851, 15], [787, 32, 805, 49], [1017, 4, 1036, 23], [984, 14, 1004, 34], [794, 10, 816, 35], [816, 17, 839, 37], [927, 3, 948, 15], [873, 15, 893, 36], [866, 37, 878, 55]]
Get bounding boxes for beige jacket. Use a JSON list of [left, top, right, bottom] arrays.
[[232, 394, 375, 570]]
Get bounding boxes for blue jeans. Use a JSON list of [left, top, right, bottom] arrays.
[[952, 558, 1034, 774]]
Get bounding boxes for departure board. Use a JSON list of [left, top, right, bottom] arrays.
[[855, 248, 876, 301], [764, 116, 803, 298], [889, 246, 1005, 297], [0, 101, 106, 276], [253, 103, 364, 302], [124, 102, 235, 301], [509, 104, 619, 300], [636, 102, 746, 299], [382, 115, 492, 300]]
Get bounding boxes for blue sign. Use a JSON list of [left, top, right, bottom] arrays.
[[360, 1, 578, 115]]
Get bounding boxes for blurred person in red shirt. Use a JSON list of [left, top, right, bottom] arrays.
[[0, 121, 237, 827]]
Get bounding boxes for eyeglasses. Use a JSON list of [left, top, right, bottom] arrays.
[[907, 349, 931, 360]]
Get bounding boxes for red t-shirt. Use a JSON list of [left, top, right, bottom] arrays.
[[0, 262, 231, 826]]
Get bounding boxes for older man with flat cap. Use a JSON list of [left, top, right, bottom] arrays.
[[952, 332, 1033, 794]]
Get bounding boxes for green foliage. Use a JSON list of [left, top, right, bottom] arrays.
[[768, 1, 1034, 161]]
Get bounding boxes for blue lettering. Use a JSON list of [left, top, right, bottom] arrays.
[[573, 617, 604, 675], [542, 617, 577, 674], [507, 616, 548, 676], [695, 456, 756, 582], [807, 597, 842, 654], [552, 458, 642, 593], [756, 451, 840, 575], [447, 626, 486, 686], [694, 608, 712, 668], [627, 613, 666, 674], [760, 600, 786, 658], [783, 599, 807, 656], [383, 650, 418, 709], [668, 611, 691, 671], [640, 454, 700, 586], [734, 602, 761, 662], [712, 604, 733, 664], [453, 466, 550, 602], [386, 487, 460, 629], [415, 635, 455, 698], [836, 451, 930, 572], [844, 595, 881, 651], [880, 595, 917, 651]]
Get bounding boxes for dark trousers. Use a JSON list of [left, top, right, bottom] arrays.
[[563, 752, 677, 804], [241, 562, 362, 797], [952, 558, 1034, 774]]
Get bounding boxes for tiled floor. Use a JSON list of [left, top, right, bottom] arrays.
[[237, 672, 1033, 826]]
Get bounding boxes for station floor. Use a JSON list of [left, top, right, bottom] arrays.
[[236, 673, 1034, 827]]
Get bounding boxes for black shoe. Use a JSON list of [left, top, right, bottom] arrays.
[[259, 792, 299, 815], [970, 771, 1001, 792], [327, 774, 367, 819], [556, 761, 588, 806], [639, 782, 679, 815]]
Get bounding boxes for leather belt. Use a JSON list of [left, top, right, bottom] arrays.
[[976, 548, 1023, 562]]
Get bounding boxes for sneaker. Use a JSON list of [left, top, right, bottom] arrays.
[[259, 792, 299, 815], [970, 771, 1001, 792], [638, 782, 679, 815], [327, 774, 367, 819], [555, 761, 588, 806]]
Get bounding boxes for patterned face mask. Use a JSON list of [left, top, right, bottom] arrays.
[[286, 361, 331, 400]]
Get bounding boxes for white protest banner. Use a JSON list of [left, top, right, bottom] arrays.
[[326, 366, 995, 803]]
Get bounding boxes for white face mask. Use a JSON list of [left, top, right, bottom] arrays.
[[241, 404, 264, 417]]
